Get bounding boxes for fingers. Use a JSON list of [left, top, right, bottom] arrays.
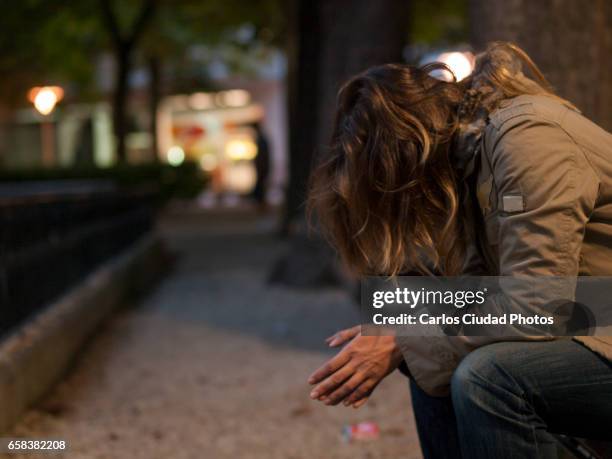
[[308, 350, 351, 385], [323, 372, 366, 405], [325, 326, 359, 345], [351, 397, 369, 409], [325, 325, 360, 347], [322, 387, 372, 409], [343, 379, 377, 407], [309, 363, 354, 399]]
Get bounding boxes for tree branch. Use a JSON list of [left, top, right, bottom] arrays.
[[98, 0, 124, 48], [126, 0, 158, 48]]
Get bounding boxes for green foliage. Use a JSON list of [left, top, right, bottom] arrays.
[[0, 0, 286, 106], [0, 162, 207, 201], [411, 0, 468, 45], [144, 0, 286, 51], [0, 0, 103, 104]]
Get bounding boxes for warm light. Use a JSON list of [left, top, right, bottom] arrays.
[[437, 52, 474, 82], [222, 89, 250, 107], [199, 153, 218, 171], [224, 162, 256, 193], [189, 92, 213, 110], [167, 146, 185, 166], [225, 139, 257, 161], [28, 86, 64, 115]]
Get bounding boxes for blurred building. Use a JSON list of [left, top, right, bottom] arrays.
[[0, 37, 288, 205]]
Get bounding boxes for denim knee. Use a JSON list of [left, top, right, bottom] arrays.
[[450, 344, 516, 407]]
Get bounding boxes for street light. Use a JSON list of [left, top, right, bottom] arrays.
[[28, 86, 64, 115], [437, 52, 474, 81], [27, 86, 64, 167], [420, 50, 475, 82]]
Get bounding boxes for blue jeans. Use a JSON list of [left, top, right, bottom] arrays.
[[410, 340, 612, 459]]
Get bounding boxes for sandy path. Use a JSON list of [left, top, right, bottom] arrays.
[[6, 210, 421, 459]]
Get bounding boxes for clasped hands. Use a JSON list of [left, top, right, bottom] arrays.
[[308, 325, 403, 408]]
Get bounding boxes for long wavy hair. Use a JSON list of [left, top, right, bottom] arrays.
[[308, 42, 567, 276]]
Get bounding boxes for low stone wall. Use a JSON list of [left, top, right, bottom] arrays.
[[0, 233, 165, 433]]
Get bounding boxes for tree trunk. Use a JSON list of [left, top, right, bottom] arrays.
[[283, 0, 322, 231], [148, 56, 160, 162], [469, 0, 612, 130], [274, 0, 409, 287], [113, 47, 130, 163], [99, 0, 157, 164], [315, 0, 408, 148], [283, 0, 408, 231]]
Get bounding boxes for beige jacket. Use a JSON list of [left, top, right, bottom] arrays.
[[398, 94, 612, 396]]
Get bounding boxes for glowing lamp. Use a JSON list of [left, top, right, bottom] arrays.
[[28, 86, 64, 115]]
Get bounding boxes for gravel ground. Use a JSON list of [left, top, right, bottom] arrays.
[[5, 208, 421, 459]]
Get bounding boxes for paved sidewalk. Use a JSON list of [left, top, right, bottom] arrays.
[[6, 209, 421, 459]]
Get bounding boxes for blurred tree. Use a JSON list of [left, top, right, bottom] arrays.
[[137, 0, 286, 161], [274, 0, 408, 287], [284, 0, 409, 231], [410, 0, 468, 47], [99, 0, 158, 162], [282, 0, 322, 233], [147, 56, 161, 161], [0, 0, 285, 162], [0, 0, 102, 105], [95, 0, 285, 162], [469, 0, 612, 130]]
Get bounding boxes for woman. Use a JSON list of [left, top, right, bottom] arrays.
[[307, 42, 612, 458]]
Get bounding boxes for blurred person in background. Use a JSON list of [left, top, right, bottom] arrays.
[[250, 121, 271, 211], [307, 42, 612, 459], [74, 118, 95, 167]]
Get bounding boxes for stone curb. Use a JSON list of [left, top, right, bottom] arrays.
[[0, 232, 165, 432]]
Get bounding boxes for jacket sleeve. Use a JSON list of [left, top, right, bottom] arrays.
[[397, 113, 600, 396], [488, 116, 599, 279]]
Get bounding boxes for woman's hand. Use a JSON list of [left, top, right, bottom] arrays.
[[325, 325, 361, 347], [308, 327, 403, 408]]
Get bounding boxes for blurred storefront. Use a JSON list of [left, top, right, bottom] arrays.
[[1, 81, 286, 205], [158, 89, 263, 196], [0, 36, 288, 207]]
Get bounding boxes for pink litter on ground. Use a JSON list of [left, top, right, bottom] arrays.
[[342, 421, 380, 442]]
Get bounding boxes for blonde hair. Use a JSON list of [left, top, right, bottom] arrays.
[[308, 42, 568, 276], [466, 41, 575, 113]]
